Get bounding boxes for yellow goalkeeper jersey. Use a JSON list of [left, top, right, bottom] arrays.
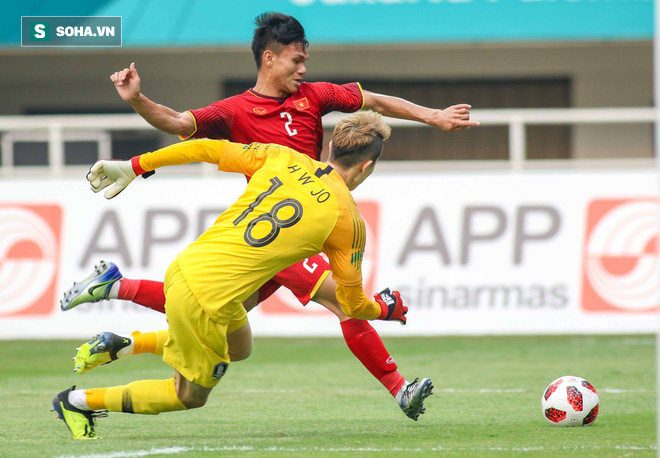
[[136, 139, 381, 321]]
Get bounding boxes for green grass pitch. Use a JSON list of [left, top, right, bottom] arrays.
[[0, 335, 655, 457]]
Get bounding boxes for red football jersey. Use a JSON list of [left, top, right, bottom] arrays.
[[185, 82, 364, 160]]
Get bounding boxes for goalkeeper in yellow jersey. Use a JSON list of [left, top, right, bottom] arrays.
[[51, 111, 433, 440]]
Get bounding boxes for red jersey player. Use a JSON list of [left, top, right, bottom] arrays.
[[187, 81, 363, 161], [61, 12, 477, 421]]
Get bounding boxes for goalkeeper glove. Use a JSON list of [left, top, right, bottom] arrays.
[[87, 160, 136, 199], [375, 288, 408, 325], [87, 157, 153, 199]]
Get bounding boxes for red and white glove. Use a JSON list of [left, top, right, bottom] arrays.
[[375, 288, 408, 325]]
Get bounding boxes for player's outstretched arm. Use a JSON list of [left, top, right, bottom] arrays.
[[110, 62, 195, 137], [87, 139, 265, 199], [362, 90, 479, 132]]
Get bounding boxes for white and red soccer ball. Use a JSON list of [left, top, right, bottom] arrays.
[[541, 375, 599, 426]]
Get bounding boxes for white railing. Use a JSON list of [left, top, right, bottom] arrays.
[[328, 107, 658, 171], [0, 107, 656, 176]]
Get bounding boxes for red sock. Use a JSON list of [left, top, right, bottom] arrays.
[[118, 279, 166, 314], [340, 318, 406, 397]]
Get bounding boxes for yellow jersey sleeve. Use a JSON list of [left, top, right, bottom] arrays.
[[335, 284, 380, 320], [136, 139, 275, 177], [322, 190, 381, 320]]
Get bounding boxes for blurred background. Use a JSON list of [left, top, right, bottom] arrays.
[[0, 0, 657, 339]]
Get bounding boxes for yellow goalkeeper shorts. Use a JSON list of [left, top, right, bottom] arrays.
[[162, 259, 248, 388]]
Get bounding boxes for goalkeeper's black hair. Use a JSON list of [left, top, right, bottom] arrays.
[[252, 12, 308, 69]]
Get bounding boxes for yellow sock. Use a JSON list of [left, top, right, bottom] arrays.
[[131, 330, 168, 355], [85, 378, 186, 415]]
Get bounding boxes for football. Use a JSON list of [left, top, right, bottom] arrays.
[[541, 375, 599, 426]]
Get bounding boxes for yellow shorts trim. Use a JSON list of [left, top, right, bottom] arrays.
[[309, 269, 331, 300]]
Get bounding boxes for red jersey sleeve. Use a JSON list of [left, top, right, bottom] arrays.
[[310, 82, 365, 116], [185, 96, 238, 140]]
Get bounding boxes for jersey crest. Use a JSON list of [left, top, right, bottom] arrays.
[[293, 97, 310, 111]]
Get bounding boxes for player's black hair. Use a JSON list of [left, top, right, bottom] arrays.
[[330, 135, 385, 169], [252, 12, 309, 69]]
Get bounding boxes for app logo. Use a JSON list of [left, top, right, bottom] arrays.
[[260, 201, 380, 315], [0, 205, 62, 316], [581, 198, 659, 313]]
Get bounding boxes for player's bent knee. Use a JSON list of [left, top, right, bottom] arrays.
[[311, 277, 350, 321], [174, 372, 212, 409], [177, 390, 209, 409], [316, 296, 350, 320], [312, 291, 348, 320], [229, 345, 252, 361], [327, 302, 350, 320], [181, 398, 207, 409]]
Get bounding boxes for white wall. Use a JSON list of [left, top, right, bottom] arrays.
[[1, 169, 658, 338]]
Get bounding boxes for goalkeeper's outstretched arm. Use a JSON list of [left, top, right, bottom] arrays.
[[86, 139, 269, 199]]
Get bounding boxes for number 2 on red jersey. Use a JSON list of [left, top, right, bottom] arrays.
[[280, 112, 297, 137]]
